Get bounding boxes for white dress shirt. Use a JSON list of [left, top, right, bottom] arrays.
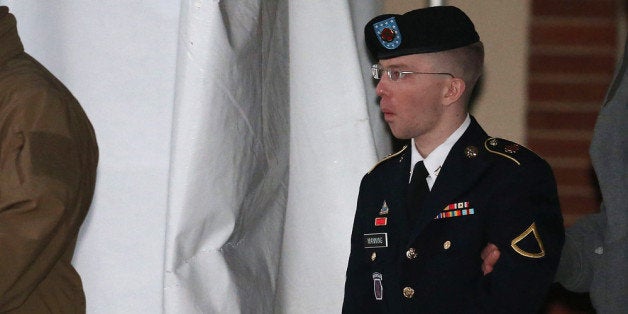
[[409, 114, 471, 189]]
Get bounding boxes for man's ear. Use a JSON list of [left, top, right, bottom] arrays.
[[443, 78, 466, 106]]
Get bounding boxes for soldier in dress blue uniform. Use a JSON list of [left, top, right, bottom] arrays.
[[342, 6, 564, 313]]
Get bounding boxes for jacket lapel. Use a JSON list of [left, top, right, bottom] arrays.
[[386, 147, 413, 240], [406, 117, 491, 245]]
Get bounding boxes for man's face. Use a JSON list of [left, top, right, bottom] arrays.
[[376, 54, 449, 140]]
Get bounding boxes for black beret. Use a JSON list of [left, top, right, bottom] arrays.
[[365, 6, 480, 60]]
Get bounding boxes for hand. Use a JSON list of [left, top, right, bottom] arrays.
[[481, 243, 500, 275]]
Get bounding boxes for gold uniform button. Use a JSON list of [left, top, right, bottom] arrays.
[[406, 248, 418, 259], [371, 252, 377, 261], [403, 287, 415, 299], [443, 240, 452, 250]]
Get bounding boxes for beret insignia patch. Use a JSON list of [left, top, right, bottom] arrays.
[[373, 17, 402, 50], [380, 28, 396, 42]]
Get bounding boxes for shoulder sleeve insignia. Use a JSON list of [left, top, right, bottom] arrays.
[[368, 145, 407, 174], [484, 138, 521, 166], [510, 222, 545, 258]]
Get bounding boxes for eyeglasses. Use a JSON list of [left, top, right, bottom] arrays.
[[371, 64, 454, 81]]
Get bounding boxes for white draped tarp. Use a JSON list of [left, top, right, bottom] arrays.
[[2, 0, 385, 312], [275, 1, 380, 313], [164, 1, 289, 313]]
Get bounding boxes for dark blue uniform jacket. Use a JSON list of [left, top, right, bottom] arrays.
[[343, 117, 564, 313]]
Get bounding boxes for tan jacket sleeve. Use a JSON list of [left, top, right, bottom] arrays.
[[0, 84, 91, 310]]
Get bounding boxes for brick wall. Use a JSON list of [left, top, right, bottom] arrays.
[[527, 0, 619, 227], [527, 1, 621, 313]]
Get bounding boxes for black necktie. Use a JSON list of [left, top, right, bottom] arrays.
[[407, 161, 430, 226]]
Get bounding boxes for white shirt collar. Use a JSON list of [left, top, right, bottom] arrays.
[[410, 114, 471, 189]]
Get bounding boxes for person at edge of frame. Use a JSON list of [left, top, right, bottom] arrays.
[[482, 35, 628, 314], [0, 6, 98, 313]]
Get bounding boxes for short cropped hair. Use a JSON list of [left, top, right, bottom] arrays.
[[431, 41, 484, 99]]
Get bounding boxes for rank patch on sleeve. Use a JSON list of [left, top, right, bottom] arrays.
[[364, 233, 388, 248], [511, 222, 545, 258]]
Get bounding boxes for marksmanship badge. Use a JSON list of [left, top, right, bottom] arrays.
[[379, 201, 390, 215]]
